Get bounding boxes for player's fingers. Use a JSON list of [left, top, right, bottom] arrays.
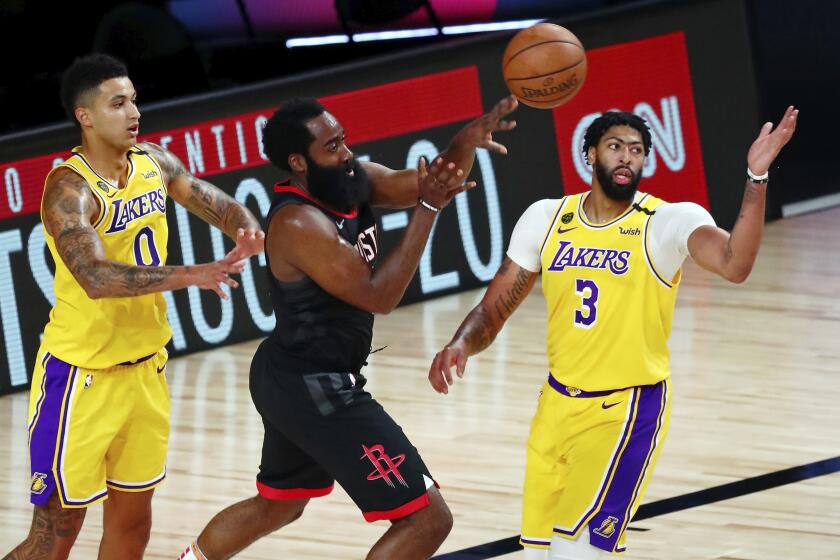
[[498, 119, 517, 131], [759, 121, 773, 137], [212, 283, 228, 300], [482, 140, 508, 155], [445, 168, 465, 189], [417, 156, 427, 177], [222, 276, 239, 289], [428, 355, 446, 393], [455, 351, 467, 378]]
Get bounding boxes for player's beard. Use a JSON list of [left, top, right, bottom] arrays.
[[304, 156, 370, 213], [594, 160, 641, 202]]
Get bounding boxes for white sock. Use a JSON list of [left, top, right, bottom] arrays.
[[523, 546, 549, 560], [549, 530, 602, 560], [177, 541, 207, 560]]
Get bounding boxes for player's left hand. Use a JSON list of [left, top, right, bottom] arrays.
[[228, 228, 265, 260], [747, 105, 799, 176], [458, 95, 519, 155], [428, 343, 469, 395]]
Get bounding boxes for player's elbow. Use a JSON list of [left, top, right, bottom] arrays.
[[370, 298, 399, 314], [79, 281, 107, 299], [723, 264, 752, 284]]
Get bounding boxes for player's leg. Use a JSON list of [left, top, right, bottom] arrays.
[[5, 350, 114, 558], [548, 531, 601, 560], [520, 382, 567, 557], [183, 346, 329, 558], [3, 493, 86, 559], [553, 379, 671, 556], [99, 351, 171, 558], [289, 372, 452, 559], [98, 488, 153, 559], [366, 485, 452, 560], [187, 495, 310, 559]]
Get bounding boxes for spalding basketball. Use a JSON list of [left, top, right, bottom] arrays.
[[502, 23, 587, 109]]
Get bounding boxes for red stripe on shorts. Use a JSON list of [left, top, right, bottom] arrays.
[[256, 480, 334, 500]]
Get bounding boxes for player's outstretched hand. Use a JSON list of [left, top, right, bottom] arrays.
[[458, 95, 519, 155], [417, 156, 477, 210], [195, 248, 247, 300], [428, 343, 468, 395], [227, 227, 265, 261], [747, 105, 799, 176]]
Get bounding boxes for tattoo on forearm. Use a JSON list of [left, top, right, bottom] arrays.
[[494, 268, 533, 320], [454, 305, 497, 354]]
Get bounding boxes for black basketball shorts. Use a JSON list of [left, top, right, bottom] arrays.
[[249, 340, 436, 522]]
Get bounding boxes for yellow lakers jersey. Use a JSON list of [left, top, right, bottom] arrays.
[[40, 146, 172, 369], [539, 192, 679, 391]]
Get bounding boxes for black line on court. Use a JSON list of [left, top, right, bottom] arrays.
[[432, 456, 840, 559]]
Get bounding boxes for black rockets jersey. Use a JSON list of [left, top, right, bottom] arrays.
[[264, 182, 379, 374]]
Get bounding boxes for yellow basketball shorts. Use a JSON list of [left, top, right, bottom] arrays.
[[520, 375, 671, 554], [27, 345, 170, 508]]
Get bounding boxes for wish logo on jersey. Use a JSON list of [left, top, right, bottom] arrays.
[[547, 240, 631, 275], [105, 188, 166, 233]]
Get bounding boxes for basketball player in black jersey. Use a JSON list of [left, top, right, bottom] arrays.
[[178, 95, 518, 560]]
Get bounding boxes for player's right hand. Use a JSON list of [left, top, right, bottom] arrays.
[[428, 343, 469, 394], [195, 248, 247, 300], [417, 156, 477, 210]]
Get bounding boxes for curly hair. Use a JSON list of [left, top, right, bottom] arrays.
[[262, 97, 327, 172], [582, 111, 652, 156], [60, 54, 129, 123]]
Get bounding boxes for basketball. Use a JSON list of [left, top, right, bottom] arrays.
[[502, 23, 587, 109]]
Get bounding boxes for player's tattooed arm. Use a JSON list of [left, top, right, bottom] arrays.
[[141, 142, 263, 253], [456, 258, 538, 352], [428, 257, 537, 394], [42, 168, 245, 299], [687, 106, 798, 283]]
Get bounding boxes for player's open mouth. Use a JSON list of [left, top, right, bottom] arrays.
[[128, 124, 139, 136], [346, 167, 355, 177], [613, 167, 632, 185]]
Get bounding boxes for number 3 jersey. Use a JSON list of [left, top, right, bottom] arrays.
[[507, 191, 715, 391], [40, 146, 172, 369]]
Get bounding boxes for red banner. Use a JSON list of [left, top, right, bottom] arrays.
[[552, 32, 709, 208], [0, 66, 483, 221]]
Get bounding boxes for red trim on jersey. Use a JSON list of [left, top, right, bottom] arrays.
[[256, 480, 335, 500], [273, 182, 359, 219], [362, 491, 431, 522]]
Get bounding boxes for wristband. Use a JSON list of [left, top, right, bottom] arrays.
[[419, 198, 441, 213], [747, 167, 769, 183]]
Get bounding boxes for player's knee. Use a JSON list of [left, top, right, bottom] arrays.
[[119, 514, 152, 547], [256, 495, 308, 528], [411, 492, 453, 544]]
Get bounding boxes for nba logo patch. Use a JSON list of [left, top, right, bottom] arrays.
[[30, 472, 48, 494], [84, 373, 93, 389]]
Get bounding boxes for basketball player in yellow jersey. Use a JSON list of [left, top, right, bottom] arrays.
[[429, 107, 798, 559], [4, 54, 264, 560]]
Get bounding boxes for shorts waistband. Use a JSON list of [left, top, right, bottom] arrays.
[[546, 374, 618, 398], [118, 352, 157, 367]]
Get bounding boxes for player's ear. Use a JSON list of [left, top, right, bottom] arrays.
[[75, 106, 92, 128], [586, 146, 596, 165], [288, 153, 306, 174]]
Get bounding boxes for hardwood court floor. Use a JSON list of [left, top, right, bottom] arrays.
[[1, 207, 839, 559]]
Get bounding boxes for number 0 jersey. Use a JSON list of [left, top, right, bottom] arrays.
[[40, 146, 172, 369], [537, 192, 678, 391]]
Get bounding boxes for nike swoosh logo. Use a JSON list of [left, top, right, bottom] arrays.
[[156, 365, 166, 373], [336, 219, 345, 229], [602, 401, 621, 409], [557, 227, 577, 234]]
